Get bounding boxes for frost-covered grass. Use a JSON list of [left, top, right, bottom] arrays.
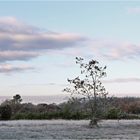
[[0, 120, 140, 139]]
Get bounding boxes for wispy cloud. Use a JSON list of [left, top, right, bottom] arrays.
[[89, 40, 140, 60], [0, 64, 34, 73], [0, 51, 40, 62], [46, 38, 140, 64], [127, 7, 140, 14], [104, 78, 140, 83], [0, 17, 88, 62], [0, 16, 140, 66]]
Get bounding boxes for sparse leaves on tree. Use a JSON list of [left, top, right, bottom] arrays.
[[64, 57, 108, 127]]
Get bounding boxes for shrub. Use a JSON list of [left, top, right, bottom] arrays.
[[0, 105, 12, 120], [105, 108, 122, 119]]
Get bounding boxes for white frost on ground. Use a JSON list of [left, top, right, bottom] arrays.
[[0, 120, 139, 139]]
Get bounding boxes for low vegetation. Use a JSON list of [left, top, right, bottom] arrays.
[[0, 94, 140, 121]]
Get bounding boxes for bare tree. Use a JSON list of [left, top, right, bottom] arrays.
[[64, 57, 108, 127]]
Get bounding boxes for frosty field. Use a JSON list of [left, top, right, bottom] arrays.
[[0, 120, 139, 140]]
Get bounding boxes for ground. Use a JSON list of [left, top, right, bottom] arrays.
[[0, 120, 139, 139]]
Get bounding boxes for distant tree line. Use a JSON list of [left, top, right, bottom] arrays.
[[0, 94, 140, 120]]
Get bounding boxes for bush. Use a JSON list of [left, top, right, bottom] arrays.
[[12, 111, 89, 120], [105, 108, 122, 119], [0, 105, 12, 120], [13, 112, 61, 120]]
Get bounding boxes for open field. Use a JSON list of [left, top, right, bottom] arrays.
[[0, 120, 139, 139]]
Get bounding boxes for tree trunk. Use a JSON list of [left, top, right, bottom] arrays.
[[89, 117, 99, 128]]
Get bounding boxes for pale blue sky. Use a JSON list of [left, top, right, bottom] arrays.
[[0, 1, 140, 97]]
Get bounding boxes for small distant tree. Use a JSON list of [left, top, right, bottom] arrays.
[[64, 57, 108, 127], [12, 94, 22, 104], [1, 94, 23, 115]]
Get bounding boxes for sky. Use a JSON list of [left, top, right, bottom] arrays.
[[0, 1, 140, 97]]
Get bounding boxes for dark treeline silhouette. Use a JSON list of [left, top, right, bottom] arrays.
[[0, 94, 140, 120]]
